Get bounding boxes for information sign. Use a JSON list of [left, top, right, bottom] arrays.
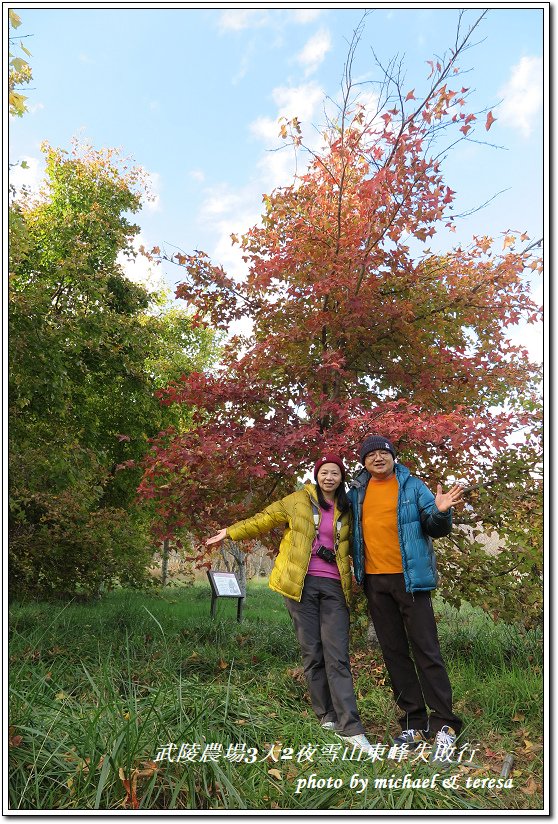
[[207, 570, 245, 621]]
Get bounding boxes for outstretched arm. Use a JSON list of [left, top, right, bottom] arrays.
[[205, 529, 228, 547], [205, 497, 290, 547]]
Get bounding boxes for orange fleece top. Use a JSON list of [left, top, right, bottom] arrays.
[[362, 473, 403, 574]]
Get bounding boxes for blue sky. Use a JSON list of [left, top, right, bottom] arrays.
[[8, 4, 546, 361]]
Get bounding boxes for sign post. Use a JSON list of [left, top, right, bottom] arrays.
[[206, 570, 245, 622]]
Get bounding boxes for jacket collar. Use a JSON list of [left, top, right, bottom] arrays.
[[304, 482, 341, 519], [350, 462, 410, 488], [304, 482, 319, 502]]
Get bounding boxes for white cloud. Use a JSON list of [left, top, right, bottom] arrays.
[[255, 148, 297, 194], [497, 56, 543, 137], [191, 80, 328, 321], [290, 10, 323, 24], [249, 115, 280, 143], [232, 51, 250, 85], [117, 235, 171, 295], [213, 217, 255, 275], [218, 8, 322, 32], [295, 28, 331, 76], [249, 83, 324, 143], [200, 184, 246, 219], [248, 82, 326, 189], [272, 82, 325, 124], [189, 169, 205, 182], [196, 180, 261, 271], [26, 101, 45, 115], [218, 10, 270, 32]]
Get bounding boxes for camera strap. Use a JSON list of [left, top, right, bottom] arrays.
[[310, 500, 342, 552]]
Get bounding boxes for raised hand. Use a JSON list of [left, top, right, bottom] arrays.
[[205, 528, 227, 547], [435, 483, 463, 513]]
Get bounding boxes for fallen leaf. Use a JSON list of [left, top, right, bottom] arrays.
[[268, 768, 282, 780], [523, 739, 543, 753], [118, 767, 140, 810], [523, 777, 538, 796]]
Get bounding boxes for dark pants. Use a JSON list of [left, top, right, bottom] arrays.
[[285, 575, 365, 736], [364, 573, 461, 735]]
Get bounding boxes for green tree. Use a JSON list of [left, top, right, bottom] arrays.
[[9, 141, 218, 599]]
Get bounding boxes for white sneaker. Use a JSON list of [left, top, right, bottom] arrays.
[[321, 720, 338, 730], [430, 725, 457, 762], [336, 732, 373, 754]]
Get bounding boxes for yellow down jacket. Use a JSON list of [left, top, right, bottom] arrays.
[[226, 483, 353, 605]]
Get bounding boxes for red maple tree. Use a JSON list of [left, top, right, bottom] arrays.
[[137, 16, 542, 624]]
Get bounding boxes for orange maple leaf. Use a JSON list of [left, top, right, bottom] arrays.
[[405, 89, 416, 101], [485, 111, 496, 131]]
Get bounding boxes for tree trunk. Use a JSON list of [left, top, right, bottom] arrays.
[[227, 541, 247, 597], [161, 539, 169, 586]]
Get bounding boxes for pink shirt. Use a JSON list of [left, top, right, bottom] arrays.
[[306, 504, 341, 581]]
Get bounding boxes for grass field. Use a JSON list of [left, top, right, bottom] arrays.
[[8, 579, 544, 811]]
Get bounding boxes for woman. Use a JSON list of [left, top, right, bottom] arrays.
[[206, 453, 372, 753]]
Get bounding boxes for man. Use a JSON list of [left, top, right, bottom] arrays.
[[348, 434, 463, 758]]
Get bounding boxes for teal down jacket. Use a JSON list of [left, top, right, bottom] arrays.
[[348, 463, 452, 593]]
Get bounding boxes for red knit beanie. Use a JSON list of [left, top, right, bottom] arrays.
[[313, 453, 346, 481]]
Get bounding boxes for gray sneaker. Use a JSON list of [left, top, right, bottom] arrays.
[[393, 729, 429, 749]]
